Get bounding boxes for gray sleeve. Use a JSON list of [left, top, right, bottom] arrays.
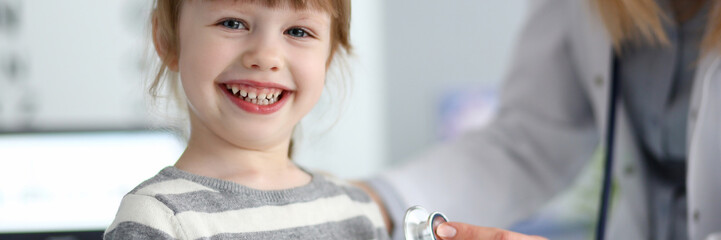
[[104, 222, 177, 240], [104, 194, 184, 240], [376, 0, 599, 230]]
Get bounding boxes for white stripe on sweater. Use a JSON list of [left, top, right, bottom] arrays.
[[135, 179, 219, 196], [176, 194, 385, 239]]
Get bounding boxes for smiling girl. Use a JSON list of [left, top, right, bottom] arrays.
[[104, 0, 388, 239]]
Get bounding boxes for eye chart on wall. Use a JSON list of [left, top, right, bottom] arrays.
[[0, 0, 156, 132]]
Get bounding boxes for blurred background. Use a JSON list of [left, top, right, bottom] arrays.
[[0, 0, 597, 239]]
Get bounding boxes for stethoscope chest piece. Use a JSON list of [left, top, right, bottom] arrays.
[[403, 206, 449, 240]]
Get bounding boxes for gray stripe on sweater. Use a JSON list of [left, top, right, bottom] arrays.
[[104, 222, 177, 240], [201, 216, 389, 240], [156, 181, 371, 214], [133, 167, 371, 214]]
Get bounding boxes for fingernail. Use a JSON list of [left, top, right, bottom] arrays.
[[436, 224, 457, 238]]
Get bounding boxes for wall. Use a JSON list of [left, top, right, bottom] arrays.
[[383, 0, 528, 164]]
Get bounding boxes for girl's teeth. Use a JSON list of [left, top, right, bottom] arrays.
[[226, 84, 283, 105]]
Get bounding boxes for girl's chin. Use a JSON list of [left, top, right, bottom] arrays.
[[220, 130, 292, 148]]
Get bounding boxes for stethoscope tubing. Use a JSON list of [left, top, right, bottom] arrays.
[[595, 57, 620, 240]]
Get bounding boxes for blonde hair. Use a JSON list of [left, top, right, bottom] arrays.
[[594, 0, 721, 53]]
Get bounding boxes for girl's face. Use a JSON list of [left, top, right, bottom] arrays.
[[176, 0, 332, 150]]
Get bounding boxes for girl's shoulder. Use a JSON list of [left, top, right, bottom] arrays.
[[309, 171, 374, 202], [105, 192, 182, 239], [105, 167, 191, 239], [302, 171, 390, 239], [105, 167, 219, 239]]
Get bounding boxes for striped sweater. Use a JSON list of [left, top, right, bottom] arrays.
[[104, 167, 389, 240]]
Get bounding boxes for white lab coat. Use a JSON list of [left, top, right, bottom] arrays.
[[377, 0, 721, 239]]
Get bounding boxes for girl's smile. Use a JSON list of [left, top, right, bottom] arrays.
[[219, 80, 292, 114]]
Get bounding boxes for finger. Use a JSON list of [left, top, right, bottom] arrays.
[[436, 222, 547, 240]]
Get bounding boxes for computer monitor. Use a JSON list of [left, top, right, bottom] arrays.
[[0, 130, 184, 239]]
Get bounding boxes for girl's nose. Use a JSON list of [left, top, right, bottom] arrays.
[[241, 43, 283, 72]]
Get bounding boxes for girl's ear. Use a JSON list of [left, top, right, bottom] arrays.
[[152, 13, 179, 72]]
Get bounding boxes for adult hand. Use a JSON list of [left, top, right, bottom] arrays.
[[435, 222, 547, 240]]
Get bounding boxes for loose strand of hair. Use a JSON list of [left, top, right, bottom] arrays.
[[595, 0, 721, 54], [702, 1, 721, 54], [595, 0, 670, 54]]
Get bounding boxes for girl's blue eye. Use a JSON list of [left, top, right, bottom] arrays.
[[220, 19, 245, 30], [286, 28, 309, 38]]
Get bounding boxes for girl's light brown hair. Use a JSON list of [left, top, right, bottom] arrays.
[[594, 0, 721, 53]]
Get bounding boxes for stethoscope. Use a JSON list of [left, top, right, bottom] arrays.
[[403, 206, 449, 240], [403, 60, 622, 240], [595, 58, 620, 240]]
